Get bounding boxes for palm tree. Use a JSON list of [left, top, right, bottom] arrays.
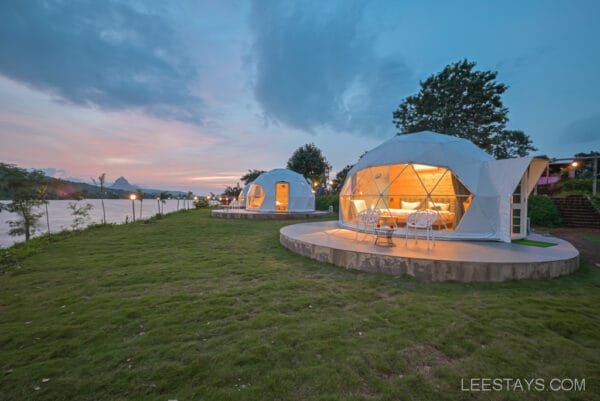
[[92, 173, 107, 224], [187, 191, 193, 209], [135, 189, 144, 219], [159, 191, 169, 214]]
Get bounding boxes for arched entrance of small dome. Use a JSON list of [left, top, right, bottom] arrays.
[[247, 184, 265, 209], [276, 181, 289, 211]]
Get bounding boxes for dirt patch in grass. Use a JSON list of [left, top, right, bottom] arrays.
[[547, 227, 600, 266], [400, 344, 450, 377]]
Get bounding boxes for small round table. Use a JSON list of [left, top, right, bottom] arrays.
[[374, 225, 395, 247]]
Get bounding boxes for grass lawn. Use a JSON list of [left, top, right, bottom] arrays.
[[585, 234, 600, 243], [1, 209, 599, 401]]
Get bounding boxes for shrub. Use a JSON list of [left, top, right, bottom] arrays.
[[315, 194, 339, 212], [193, 197, 209, 209], [561, 178, 593, 194], [592, 196, 600, 211], [528, 195, 562, 227]]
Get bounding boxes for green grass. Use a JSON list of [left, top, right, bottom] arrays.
[[584, 235, 600, 243], [1, 209, 599, 401], [512, 239, 558, 248]]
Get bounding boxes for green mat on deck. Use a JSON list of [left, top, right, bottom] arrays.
[[512, 239, 557, 248]]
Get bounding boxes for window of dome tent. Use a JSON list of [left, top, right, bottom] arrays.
[[247, 184, 265, 209], [340, 163, 473, 231]]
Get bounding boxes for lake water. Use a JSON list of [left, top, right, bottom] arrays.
[[0, 199, 191, 248]]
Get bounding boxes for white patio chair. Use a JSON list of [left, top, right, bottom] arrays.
[[355, 208, 381, 242], [225, 200, 239, 209], [405, 210, 438, 251]]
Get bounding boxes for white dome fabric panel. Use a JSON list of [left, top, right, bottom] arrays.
[[238, 182, 252, 203]]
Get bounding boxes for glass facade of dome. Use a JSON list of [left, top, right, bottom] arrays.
[[340, 163, 473, 231]]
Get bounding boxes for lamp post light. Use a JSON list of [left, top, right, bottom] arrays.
[[568, 161, 579, 178], [129, 194, 137, 222]]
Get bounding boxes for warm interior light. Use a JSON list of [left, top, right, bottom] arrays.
[[412, 163, 437, 171], [129, 194, 136, 200], [571, 161, 579, 167]]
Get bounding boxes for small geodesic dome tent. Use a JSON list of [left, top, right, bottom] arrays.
[[246, 169, 315, 212], [339, 131, 548, 242]]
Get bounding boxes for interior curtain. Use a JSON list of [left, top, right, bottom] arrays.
[[451, 174, 467, 223]]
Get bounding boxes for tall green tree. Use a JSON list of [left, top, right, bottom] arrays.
[[240, 169, 265, 185], [287, 143, 331, 186], [331, 164, 354, 193], [492, 130, 537, 159], [574, 151, 600, 179], [330, 152, 367, 193], [223, 183, 242, 198], [0, 164, 46, 241], [392, 59, 536, 159]]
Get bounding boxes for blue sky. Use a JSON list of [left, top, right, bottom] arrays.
[[0, 0, 598, 193]]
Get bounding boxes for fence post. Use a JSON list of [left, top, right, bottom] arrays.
[[593, 156, 598, 197]]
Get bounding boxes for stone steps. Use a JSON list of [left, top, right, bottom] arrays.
[[551, 196, 600, 228]]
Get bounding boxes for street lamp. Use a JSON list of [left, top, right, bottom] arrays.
[[571, 161, 579, 168], [129, 194, 137, 222]]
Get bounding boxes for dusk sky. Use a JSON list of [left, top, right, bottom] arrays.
[[1, 0, 599, 194]]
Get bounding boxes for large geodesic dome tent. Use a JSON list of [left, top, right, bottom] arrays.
[[246, 169, 315, 212], [339, 132, 548, 242]]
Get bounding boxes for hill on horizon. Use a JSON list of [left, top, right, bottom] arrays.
[[110, 176, 137, 191], [1, 164, 192, 200]]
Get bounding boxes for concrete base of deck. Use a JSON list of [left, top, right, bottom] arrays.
[[211, 209, 329, 220], [280, 221, 579, 282]]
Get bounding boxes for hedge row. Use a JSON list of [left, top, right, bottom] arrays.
[[315, 194, 339, 212]]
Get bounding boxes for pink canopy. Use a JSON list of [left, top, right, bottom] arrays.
[[537, 176, 560, 185]]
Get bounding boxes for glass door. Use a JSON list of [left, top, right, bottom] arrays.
[[276, 182, 289, 211], [511, 178, 526, 239]]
